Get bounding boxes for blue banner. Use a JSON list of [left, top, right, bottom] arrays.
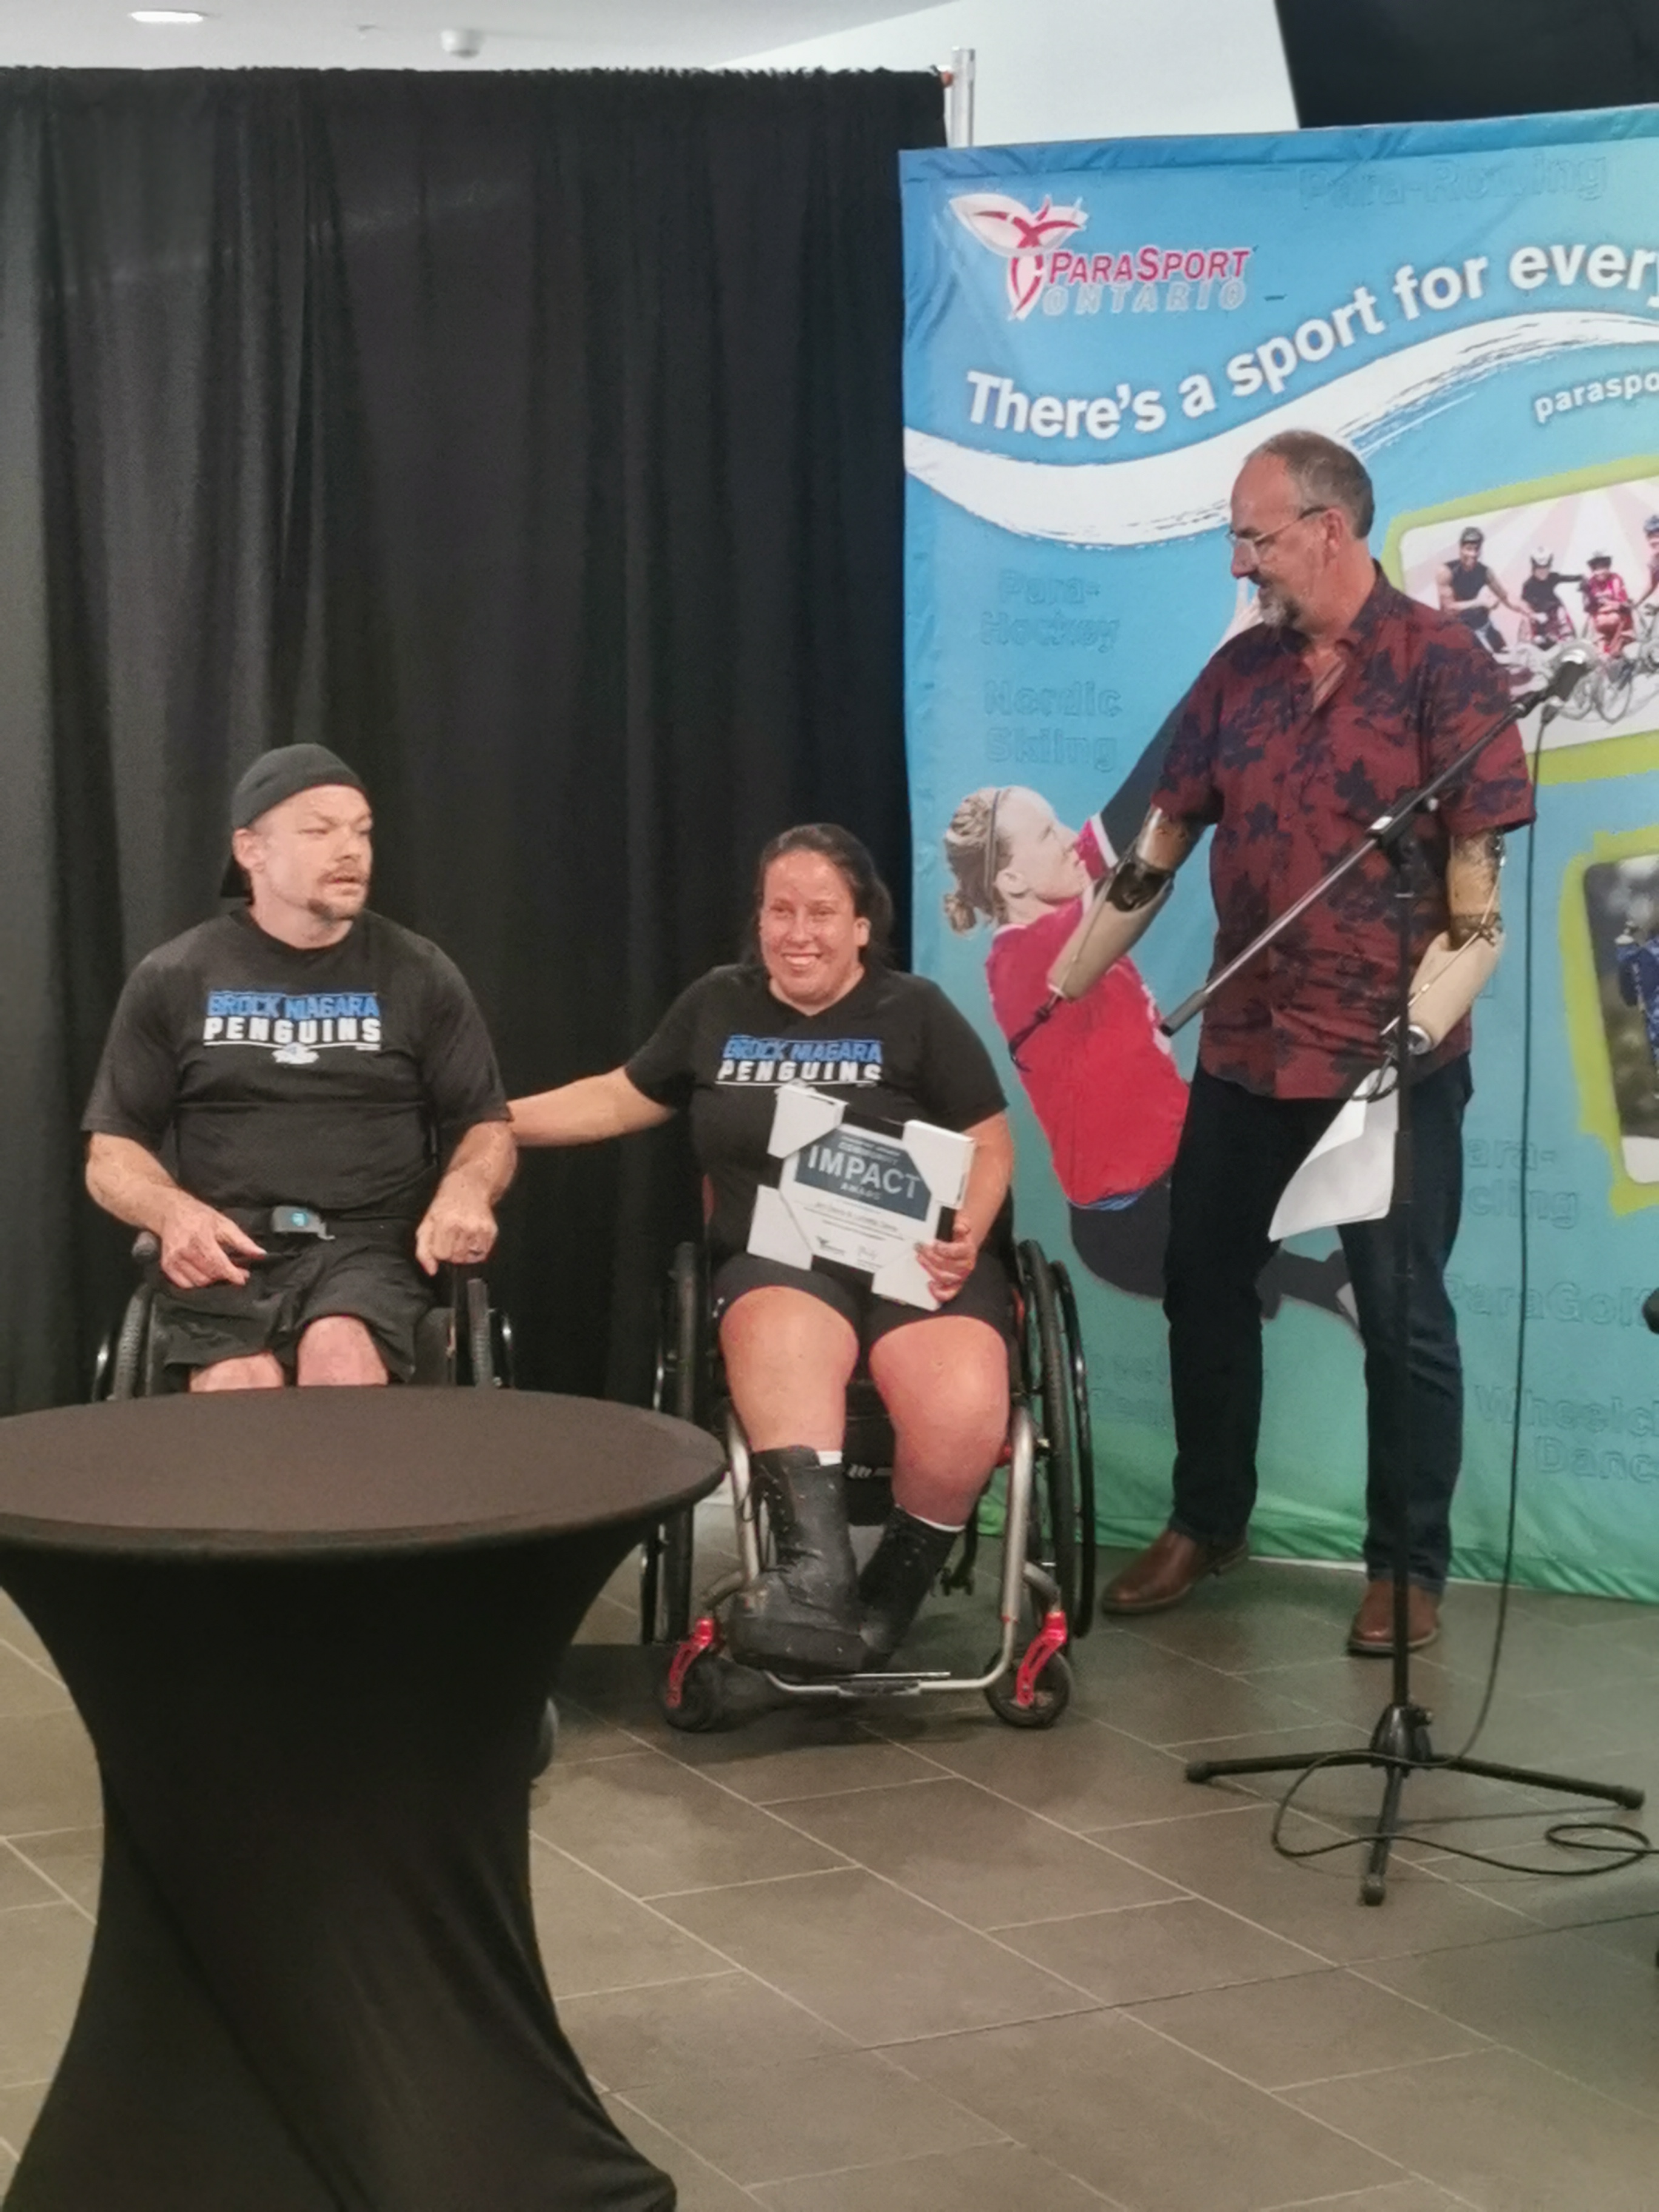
[[902, 109, 1659, 1598]]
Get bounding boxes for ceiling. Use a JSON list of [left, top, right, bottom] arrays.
[[0, 0, 939, 70]]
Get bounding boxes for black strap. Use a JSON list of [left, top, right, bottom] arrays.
[[1005, 993, 1058, 1072]]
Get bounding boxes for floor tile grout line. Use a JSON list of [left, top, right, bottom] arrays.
[[1108, 2003, 1435, 2186], [755, 1757, 1305, 1882], [733, 1769, 964, 1808], [558, 1966, 765, 2019], [534, 1772, 885, 1880], [533, 1745, 872, 1870], [850, 1733, 1275, 1838], [1266, 2039, 1503, 2096], [980, 1892, 1336, 1970], [1337, 1959, 1659, 2130], [0, 1889, 93, 1925], [0, 1832, 85, 1915], [0, 1637, 66, 1693], [618, 2041, 1024, 2171], [658, 1734, 965, 1803], [1256, 2180, 1486, 2212], [530, 1835, 885, 2049], [719, 1811, 1119, 2015], [1096, 1794, 1561, 1922], [638, 1865, 870, 1903], [603, 2089, 774, 2204], [1264, 2035, 1659, 2179]]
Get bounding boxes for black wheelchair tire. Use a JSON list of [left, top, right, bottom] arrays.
[[1017, 1242, 1081, 1635], [464, 1275, 495, 1387], [1050, 1261, 1097, 1634], [642, 1243, 703, 1646], [662, 1244, 703, 1642], [984, 1644, 1073, 1730], [660, 1652, 726, 1732], [107, 1285, 154, 1403]]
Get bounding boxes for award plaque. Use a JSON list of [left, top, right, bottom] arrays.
[[747, 1088, 974, 1309]]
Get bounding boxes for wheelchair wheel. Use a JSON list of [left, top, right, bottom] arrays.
[[1050, 1261, 1097, 1630], [659, 1650, 726, 1732], [463, 1275, 496, 1387], [1016, 1241, 1082, 1636], [984, 1594, 1073, 1730], [102, 1285, 155, 1401], [645, 1244, 704, 1644]]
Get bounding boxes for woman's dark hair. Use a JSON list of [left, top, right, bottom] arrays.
[[749, 823, 895, 966]]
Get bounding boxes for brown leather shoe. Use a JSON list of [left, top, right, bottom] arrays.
[[1100, 1528, 1248, 1616], [1347, 1578, 1439, 1655]]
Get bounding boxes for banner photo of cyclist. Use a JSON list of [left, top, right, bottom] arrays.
[[902, 106, 1659, 1601]]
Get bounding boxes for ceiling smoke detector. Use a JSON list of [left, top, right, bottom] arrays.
[[439, 27, 484, 57]]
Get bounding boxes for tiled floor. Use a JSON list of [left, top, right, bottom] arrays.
[[4, 1513, 1659, 2210]]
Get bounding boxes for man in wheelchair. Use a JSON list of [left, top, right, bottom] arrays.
[[82, 745, 515, 1391], [512, 824, 1015, 1675]]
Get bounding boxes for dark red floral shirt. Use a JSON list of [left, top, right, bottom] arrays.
[[1154, 571, 1536, 1099]]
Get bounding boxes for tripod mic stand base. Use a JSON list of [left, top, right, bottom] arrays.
[[1185, 1709, 1644, 1908]]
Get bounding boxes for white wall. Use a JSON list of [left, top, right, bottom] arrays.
[[737, 0, 1297, 147]]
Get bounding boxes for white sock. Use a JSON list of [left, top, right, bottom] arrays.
[[814, 1450, 843, 1467], [907, 1509, 965, 1533]]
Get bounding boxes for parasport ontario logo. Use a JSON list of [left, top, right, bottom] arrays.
[[950, 192, 1252, 321]]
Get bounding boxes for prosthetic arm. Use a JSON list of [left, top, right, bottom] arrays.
[[1390, 831, 1506, 1055], [1048, 808, 1200, 1000]]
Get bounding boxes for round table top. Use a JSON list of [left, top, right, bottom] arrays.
[[0, 1391, 725, 1559]]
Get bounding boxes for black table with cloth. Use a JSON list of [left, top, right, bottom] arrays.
[[0, 1389, 723, 2212]]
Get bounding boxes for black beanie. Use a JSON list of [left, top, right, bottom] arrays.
[[221, 745, 369, 897]]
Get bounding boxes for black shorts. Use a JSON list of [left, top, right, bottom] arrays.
[[711, 1248, 1013, 1356], [152, 1229, 432, 1383]]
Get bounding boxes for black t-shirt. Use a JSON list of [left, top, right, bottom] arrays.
[[82, 908, 508, 1217], [626, 964, 1007, 1259]]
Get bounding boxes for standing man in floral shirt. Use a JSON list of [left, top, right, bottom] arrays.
[[1060, 431, 1534, 1654]]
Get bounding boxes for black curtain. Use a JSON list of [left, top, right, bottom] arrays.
[[0, 67, 943, 1415], [1275, 0, 1659, 124]]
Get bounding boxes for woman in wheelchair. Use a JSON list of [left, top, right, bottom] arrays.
[[511, 824, 1015, 1676]]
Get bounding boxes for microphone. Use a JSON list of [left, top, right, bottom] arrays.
[[1546, 644, 1595, 700], [1530, 641, 1601, 716]]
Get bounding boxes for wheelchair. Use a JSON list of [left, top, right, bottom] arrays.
[[639, 1235, 1095, 1732], [90, 1232, 512, 1398]]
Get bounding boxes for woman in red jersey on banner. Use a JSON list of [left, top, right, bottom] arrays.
[[943, 780, 1353, 1323]]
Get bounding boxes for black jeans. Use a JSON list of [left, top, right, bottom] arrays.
[[1164, 1056, 1472, 1592]]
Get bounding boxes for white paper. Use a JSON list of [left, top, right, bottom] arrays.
[[748, 1094, 974, 1310], [1269, 1076, 1398, 1241]]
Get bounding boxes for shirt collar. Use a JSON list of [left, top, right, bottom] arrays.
[[1271, 561, 1397, 663]]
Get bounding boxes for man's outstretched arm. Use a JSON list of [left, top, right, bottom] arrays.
[[415, 1121, 517, 1276], [85, 1133, 267, 1289]]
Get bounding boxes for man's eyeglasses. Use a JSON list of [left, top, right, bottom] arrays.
[[1226, 506, 1328, 559]]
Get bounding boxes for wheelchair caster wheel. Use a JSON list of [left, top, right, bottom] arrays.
[[984, 1646, 1072, 1730], [660, 1651, 728, 1733]]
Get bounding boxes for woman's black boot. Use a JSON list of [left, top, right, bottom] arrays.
[[729, 1447, 863, 1674], [858, 1508, 959, 1666]]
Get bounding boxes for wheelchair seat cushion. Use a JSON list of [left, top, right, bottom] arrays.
[[149, 1227, 433, 1382], [709, 1248, 1012, 1355]]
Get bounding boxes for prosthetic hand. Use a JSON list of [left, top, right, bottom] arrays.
[[1386, 831, 1506, 1056], [1049, 808, 1198, 1000]]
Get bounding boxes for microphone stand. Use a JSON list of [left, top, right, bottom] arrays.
[[1164, 659, 1643, 1905]]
